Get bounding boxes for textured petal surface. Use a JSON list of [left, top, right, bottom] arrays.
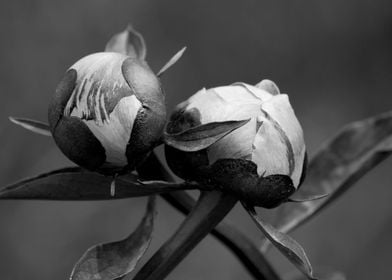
[[72, 95, 142, 167], [65, 52, 131, 123], [185, 87, 262, 163], [257, 94, 306, 187], [229, 83, 274, 101], [64, 52, 143, 168], [252, 116, 292, 179]]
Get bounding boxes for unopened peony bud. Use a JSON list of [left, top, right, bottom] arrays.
[[165, 81, 307, 208], [48, 52, 166, 175]]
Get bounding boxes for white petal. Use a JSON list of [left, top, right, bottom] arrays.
[[65, 52, 129, 123], [185, 85, 269, 164], [208, 117, 257, 163], [72, 95, 142, 167], [252, 116, 291, 178], [258, 94, 306, 187], [212, 83, 273, 104], [255, 79, 280, 96]]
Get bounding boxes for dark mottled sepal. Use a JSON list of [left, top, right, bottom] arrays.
[[208, 159, 295, 208], [208, 158, 259, 189], [255, 175, 296, 208]]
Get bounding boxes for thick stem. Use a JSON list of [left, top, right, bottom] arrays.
[[133, 190, 237, 280], [137, 152, 280, 280]]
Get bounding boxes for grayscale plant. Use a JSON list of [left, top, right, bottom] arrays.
[[3, 25, 392, 280]]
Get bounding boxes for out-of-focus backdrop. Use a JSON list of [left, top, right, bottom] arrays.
[[0, 0, 391, 279]]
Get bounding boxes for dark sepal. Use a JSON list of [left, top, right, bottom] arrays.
[[208, 159, 295, 208], [121, 57, 165, 109], [122, 57, 166, 170], [48, 69, 77, 130], [48, 69, 106, 172], [52, 116, 107, 172], [105, 24, 147, 60], [165, 145, 210, 182], [164, 119, 251, 152], [254, 175, 296, 209]]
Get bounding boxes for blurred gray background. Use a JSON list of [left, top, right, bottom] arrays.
[[0, 0, 391, 279]]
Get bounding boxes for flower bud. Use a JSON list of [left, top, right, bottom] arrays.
[[48, 52, 166, 175], [165, 81, 307, 208]]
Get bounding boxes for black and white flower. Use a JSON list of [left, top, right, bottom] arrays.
[[165, 80, 307, 207]]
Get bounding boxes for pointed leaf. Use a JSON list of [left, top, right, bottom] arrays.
[[244, 204, 316, 280], [164, 119, 251, 152], [0, 167, 200, 200], [287, 193, 329, 203], [71, 195, 156, 280], [105, 25, 147, 60], [157, 47, 186, 77], [9, 117, 51, 136], [269, 110, 392, 238]]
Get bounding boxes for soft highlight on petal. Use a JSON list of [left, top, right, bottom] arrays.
[[260, 94, 306, 187], [72, 95, 142, 167], [65, 52, 131, 124], [252, 115, 292, 179]]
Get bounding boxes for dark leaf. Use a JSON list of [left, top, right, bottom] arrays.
[[244, 204, 316, 280], [164, 119, 250, 152], [9, 117, 51, 136], [70, 195, 157, 280], [105, 25, 147, 60], [157, 47, 186, 77], [270, 110, 392, 237], [0, 167, 200, 200]]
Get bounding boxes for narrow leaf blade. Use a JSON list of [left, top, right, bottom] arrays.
[[105, 25, 147, 60], [157, 47, 186, 77], [9, 117, 51, 136], [0, 167, 198, 200], [271, 110, 392, 237], [164, 119, 250, 152], [287, 193, 329, 203], [71, 195, 157, 280], [244, 204, 316, 280]]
